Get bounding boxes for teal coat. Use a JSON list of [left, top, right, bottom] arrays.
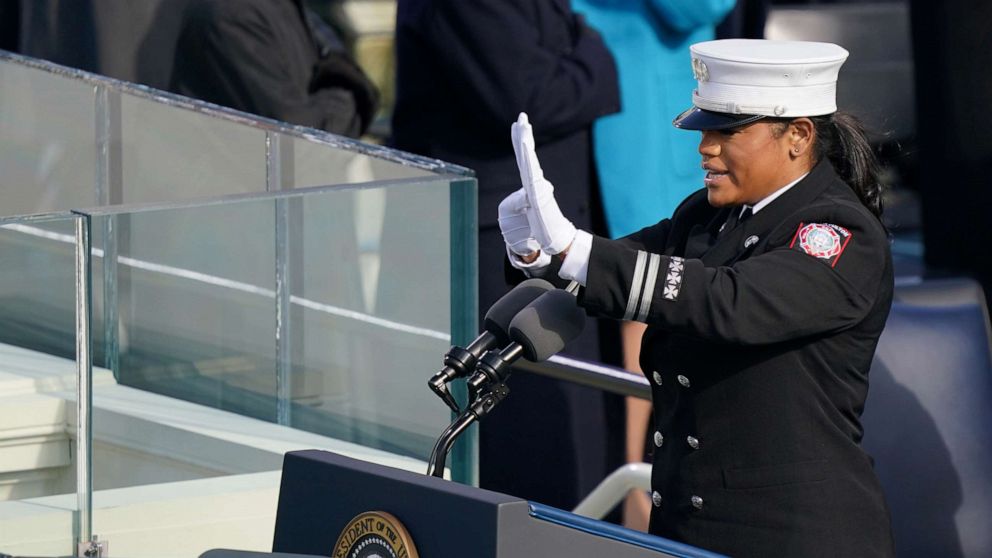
[[573, 0, 735, 238]]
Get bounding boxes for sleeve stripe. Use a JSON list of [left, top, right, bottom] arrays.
[[622, 250, 648, 321], [636, 253, 661, 322]]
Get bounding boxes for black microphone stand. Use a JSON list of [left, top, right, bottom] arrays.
[[425, 281, 581, 478], [466, 344, 523, 401], [427, 345, 480, 413], [426, 381, 509, 478]]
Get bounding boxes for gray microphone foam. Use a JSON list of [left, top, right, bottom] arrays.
[[508, 289, 586, 362], [484, 278, 555, 345]]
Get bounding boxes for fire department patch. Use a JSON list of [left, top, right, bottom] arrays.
[[789, 222, 852, 267]]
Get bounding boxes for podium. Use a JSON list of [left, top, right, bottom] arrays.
[[272, 450, 726, 558]]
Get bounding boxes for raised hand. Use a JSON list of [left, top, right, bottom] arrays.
[[511, 113, 577, 255]]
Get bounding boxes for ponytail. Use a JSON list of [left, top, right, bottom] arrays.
[[810, 112, 885, 219]]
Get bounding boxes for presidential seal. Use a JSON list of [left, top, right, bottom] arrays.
[[332, 511, 419, 558]]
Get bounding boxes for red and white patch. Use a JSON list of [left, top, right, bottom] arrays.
[[789, 222, 852, 267]]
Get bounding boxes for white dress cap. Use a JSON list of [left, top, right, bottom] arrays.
[[688, 39, 849, 119]]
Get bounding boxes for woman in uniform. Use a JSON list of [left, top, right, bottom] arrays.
[[497, 39, 895, 557]]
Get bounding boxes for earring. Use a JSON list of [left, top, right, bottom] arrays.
[[793, 147, 801, 153]]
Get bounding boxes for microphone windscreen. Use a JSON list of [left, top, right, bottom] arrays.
[[508, 289, 586, 362], [484, 278, 555, 345]]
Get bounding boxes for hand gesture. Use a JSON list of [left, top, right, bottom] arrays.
[[511, 113, 577, 255]]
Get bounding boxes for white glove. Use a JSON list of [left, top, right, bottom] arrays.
[[511, 112, 577, 255], [498, 189, 540, 256], [498, 188, 552, 270]]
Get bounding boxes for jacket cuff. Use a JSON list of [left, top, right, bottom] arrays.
[[558, 229, 593, 286]]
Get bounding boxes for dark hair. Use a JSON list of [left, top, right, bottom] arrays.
[[771, 112, 885, 219]]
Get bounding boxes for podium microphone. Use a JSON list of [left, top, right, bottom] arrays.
[[428, 278, 554, 412], [426, 288, 586, 478], [466, 288, 586, 397]]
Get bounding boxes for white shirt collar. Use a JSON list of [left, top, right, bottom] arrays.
[[743, 172, 810, 216]]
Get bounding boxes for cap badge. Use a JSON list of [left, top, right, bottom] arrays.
[[691, 58, 709, 82]]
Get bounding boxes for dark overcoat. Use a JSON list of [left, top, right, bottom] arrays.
[[392, 0, 619, 317], [578, 160, 896, 557], [392, 0, 619, 236], [171, 0, 377, 137], [391, 0, 622, 510]]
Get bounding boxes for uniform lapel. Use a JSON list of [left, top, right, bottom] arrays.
[[700, 160, 837, 266], [684, 208, 730, 259], [701, 218, 748, 266]]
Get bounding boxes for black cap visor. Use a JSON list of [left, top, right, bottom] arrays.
[[672, 107, 766, 131]]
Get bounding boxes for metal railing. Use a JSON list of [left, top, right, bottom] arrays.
[[515, 354, 651, 400]]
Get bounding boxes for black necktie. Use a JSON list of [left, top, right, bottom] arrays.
[[722, 206, 752, 235]]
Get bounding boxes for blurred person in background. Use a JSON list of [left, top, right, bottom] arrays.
[[570, 0, 735, 531], [910, 0, 992, 302], [171, 0, 379, 138], [391, 0, 624, 513], [716, 0, 767, 39], [0, 0, 18, 52]]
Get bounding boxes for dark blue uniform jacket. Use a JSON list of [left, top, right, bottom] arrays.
[[581, 160, 896, 557]]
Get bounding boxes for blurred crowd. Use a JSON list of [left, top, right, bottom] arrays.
[[1, 0, 990, 531]]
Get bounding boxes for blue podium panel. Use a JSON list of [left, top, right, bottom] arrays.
[[274, 450, 512, 556], [273, 450, 726, 558], [525, 504, 728, 558]]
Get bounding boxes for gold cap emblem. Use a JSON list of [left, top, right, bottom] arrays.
[[692, 58, 709, 82]]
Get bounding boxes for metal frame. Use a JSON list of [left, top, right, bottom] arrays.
[[268, 132, 293, 426], [73, 215, 93, 551]]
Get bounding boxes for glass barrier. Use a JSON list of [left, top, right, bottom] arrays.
[[0, 59, 98, 216], [0, 50, 477, 556], [118, 94, 269, 203], [88, 179, 466, 457], [0, 214, 83, 557], [286, 132, 436, 188], [75, 177, 474, 556], [0, 52, 468, 216]]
